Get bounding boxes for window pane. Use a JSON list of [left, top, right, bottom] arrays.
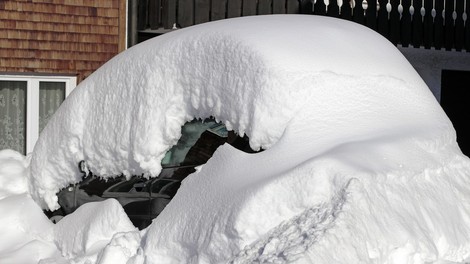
[[160, 119, 227, 167], [0, 81, 27, 153], [39, 82, 65, 133]]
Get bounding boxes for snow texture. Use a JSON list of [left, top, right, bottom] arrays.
[[53, 199, 136, 259], [1, 15, 470, 263], [30, 14, 442, 210], [0, 194, 61, 264], [0, 149, 29, 199]]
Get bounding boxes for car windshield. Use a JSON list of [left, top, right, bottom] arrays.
[[160, 118, 228, 167]]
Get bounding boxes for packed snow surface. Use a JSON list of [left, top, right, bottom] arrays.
[[1, 15, 470, 263], [0, 149, 29, 199]]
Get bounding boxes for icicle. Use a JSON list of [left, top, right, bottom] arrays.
[[452, 0, 457, 26], [362, 0, 368, 15], [325, 0, 330, 13], [431, 0, 436, 23], [398, 0, 404, 20], [421, 0, 425, 22], [338, 0, 343, 15], [377, 0, 380, 12], [312, 0, 317, 13], [386, 0, 392, 19]]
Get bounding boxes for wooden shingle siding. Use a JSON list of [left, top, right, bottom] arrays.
[[2, 30, 119, 44], [0, 20, 119, 35], [2, 38, 118, 52], [0, 0, 126, 82], [0, 10, 119, 26], [0, 49, 117, 62], [0, 58, 104, 70]]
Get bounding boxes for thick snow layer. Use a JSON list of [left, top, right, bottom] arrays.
[[141, 96, 470, 263], [0, 194, 61, 263], [53, 199, 136, 259], [0, 149, 29, 199], [29, 15, 437, 210], [0, 186, 138, 263], [7, 14, 469, 263]]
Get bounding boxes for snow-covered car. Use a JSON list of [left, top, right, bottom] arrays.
[[15, 15, 470, 264], [47, 118, 256, 228]]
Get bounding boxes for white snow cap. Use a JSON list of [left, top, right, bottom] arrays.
[[26, 14, 470, 263]]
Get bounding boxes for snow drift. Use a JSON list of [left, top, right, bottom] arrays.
[[0, 194, 61, 264], [21, 15, 470, 263], [0, 149, 29, 200]]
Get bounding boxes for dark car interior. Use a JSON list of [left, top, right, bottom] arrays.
[[44, 118, 260, 229]]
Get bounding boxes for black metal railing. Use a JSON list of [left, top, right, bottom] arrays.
[[131, 0, 469, 51]]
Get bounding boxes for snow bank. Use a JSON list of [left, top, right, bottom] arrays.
[[0, 153, 140, 263], [22, 15, 470, 263], [0, 194, 61, 263], [141, 74, 469, 263], [53, 199, 136, 259], [95, 231, 144, 264], [0, 149, 29, 199]]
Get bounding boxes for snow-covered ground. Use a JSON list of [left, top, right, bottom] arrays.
[[1, 15, 470, 263]]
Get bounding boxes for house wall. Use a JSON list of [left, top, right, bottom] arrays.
[[399, 47, 470, 102], [0, 0, 127, 83]]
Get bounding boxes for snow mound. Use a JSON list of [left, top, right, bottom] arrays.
[[0, 149, 29, 199], [0, 194, 60, 263], [23, 15, 470, 263], [53, 198, 137, 259], [95, 231, 143, 264], [0, 240, 61, 264]]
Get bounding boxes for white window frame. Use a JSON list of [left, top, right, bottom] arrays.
[[0, 74, 77, 153]]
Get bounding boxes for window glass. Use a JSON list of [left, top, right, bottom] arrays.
[[0, 81, 27, 153], [0, 75, 75, 153], [161, 119, 228, 167], [39, 81, 65, 133]]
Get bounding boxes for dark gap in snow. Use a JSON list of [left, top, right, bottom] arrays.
[[43, 117, 261, 229]]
